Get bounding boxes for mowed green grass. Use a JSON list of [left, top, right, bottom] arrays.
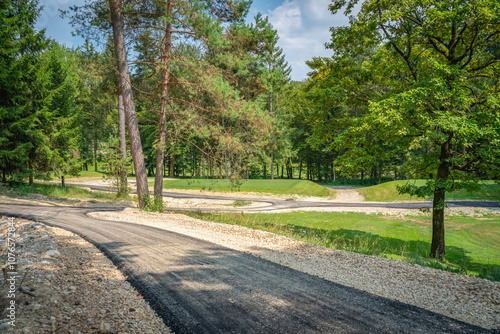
[[1, 183, 122, 201], [65, 170, 106, 180], [189, 210, 500, 281], [158, 179, 335, 198], [359, 180, 500, 202]]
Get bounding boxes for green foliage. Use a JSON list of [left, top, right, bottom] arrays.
[[74, 40, 116, 171], [100, 136, 130, 197], [306, 0, 500, 186], [142, 193, 164, 213], [0, 0, 48, 181], [306, 0, 500, 258], [0, 1, 81, 184], [233, 200, 251, 207]]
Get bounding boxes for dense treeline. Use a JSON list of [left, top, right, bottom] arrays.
[[1, 0, 499, 258]]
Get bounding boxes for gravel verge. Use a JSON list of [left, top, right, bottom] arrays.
[[0, 216, 171, 333], [89, 208, 500, 331]]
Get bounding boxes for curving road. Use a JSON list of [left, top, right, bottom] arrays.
[[0, 203, 494, 333], [75, 183, 500, 212]]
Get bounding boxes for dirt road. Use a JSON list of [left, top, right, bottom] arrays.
[[0, 203, 491, 334]]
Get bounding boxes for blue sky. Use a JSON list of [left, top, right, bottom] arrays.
[[35, 0, 351, 81]]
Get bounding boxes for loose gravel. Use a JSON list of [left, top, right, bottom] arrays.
[[0, 216, 172, 333], [90, 208, 500, 331]]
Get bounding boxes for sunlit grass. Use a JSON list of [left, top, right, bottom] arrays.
[[156, 179, 336, 198], [358, 180, 500, 202], [1, 183, 126, 202], [187, 210, 500, 281]]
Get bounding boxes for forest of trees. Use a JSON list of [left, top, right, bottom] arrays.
[[1, 1, 499, 258]]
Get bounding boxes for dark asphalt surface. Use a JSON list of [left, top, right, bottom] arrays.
[[76, 183, 500, 212], [0, 203, 494, 333]]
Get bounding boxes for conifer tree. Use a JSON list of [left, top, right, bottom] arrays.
[[0, 0, 48, 183]]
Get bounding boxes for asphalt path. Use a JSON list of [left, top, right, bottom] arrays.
[[0, 203, 494, 333], [76, 183, 500, 212]]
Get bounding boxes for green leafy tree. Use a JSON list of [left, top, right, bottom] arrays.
[[320, 0, 500, 259]]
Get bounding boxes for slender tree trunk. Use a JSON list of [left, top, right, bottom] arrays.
[[299, 160, 302, 179], [430, 140, 451, 260], [154, 1, 172, 200], [28, 161, 33, 186], [118, 95, 128, 195], [61, 175, 65, 187], [271, 153, 274, 180], [332, 157, 336, 181], [263, 158, 267, 179], [378, 162, 382, 184], [109, 0, 149, 208], [94, 127, 98, 172]]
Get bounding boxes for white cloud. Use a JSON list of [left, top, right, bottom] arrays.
[[264, 0, 351, 81]]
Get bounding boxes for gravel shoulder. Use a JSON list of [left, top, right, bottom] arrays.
[[0, 215, 171, 333], [90, 208, 500, 331]]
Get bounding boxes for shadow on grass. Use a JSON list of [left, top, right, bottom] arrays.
[[280, 224, 500, 281]]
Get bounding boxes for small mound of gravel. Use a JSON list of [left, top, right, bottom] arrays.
[[0, 216, 171, 333]]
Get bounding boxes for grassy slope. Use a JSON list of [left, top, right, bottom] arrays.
[[159, 179, 335, 198], [358, 180, 500, 202], [1, 183, 122, 201], [190, 211, 500, 281]]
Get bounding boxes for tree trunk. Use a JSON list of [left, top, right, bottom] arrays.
[[378, 162, 382, 184], [109, 0, 149, 208], [61, 175, 65, 187], [298, 160, 302, 179], [430, 140, 451, 260], [333, 158, 336, 181], [94, 127, 98, 172], [154, 1, 172, 200], [118, 95, 128, 195], [169, 155, 175, 177], [263, 157, 267, 179], [270, 153, 274, 180], [28, 161, 33, 186]]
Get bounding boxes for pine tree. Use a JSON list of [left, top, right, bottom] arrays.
[[0, 0, 48, 184]]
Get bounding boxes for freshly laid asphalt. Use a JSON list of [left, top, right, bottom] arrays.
[[0, 203, 495, 333], [72, 183, 500, 212]]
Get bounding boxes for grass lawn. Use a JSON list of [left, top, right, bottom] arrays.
[[157, 179, 336, 198], [0, 183, 125, 202], [188, 210, 500, 281], [65, 170, 107, 181], [359, 180, 500, 202]]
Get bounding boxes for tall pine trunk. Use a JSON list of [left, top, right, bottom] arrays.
[[118, 95, 128, 195], [109, 0, 148, 208], [154, 0, 172, 200]]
